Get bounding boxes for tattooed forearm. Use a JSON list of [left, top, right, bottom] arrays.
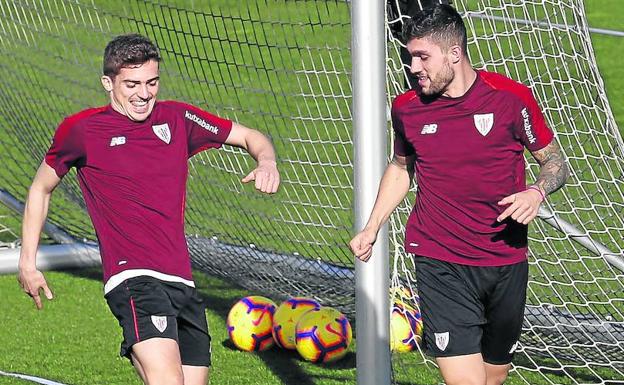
[[530, 140, 570, 195]]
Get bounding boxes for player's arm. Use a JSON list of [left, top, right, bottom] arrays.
[[528, 139, 569, 196], [497, 139, 569, 224], [18, 161, 63, 310], [224, 122, 279, 194], [349, 153, 415, 262]]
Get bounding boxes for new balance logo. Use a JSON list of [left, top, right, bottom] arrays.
[[109, 136, 126, 146], [421, 124, 437, 134], [185, 110, 219, 134]]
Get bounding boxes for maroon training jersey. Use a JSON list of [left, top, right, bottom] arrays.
[[392, 70, 554, 266], [45, 101, 232, 292]]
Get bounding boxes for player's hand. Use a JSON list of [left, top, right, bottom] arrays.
[[17, 268, 53, 310], [241, 160, 280, 193], [497, 188, 544, 225], [349, 227, 378, 262]]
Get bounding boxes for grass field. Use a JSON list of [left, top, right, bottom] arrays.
[[0, 270, 359, 385], [0, 1, 623, 384]]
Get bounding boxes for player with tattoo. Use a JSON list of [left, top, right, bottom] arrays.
[[350, 4, 568, 385]]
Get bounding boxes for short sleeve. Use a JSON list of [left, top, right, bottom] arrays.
[[513, 87, 554, 151], [44, 117, 86, 177], [177, 103, 233, 157], [392, 102, 414, 157]]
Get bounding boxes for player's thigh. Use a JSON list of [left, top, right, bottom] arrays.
[[436, 353, 486, 385], [131, 337, 184, 385], [182, 365, 209, 385], [414, 256, 485, 358], [482, 260, 528, 365], [177, 288, 212, 368]]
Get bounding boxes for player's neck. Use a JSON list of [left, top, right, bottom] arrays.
[[109, 98, 127, 118], [442, 64, 477, 98]]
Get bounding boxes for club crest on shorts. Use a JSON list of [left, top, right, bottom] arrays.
[[152, 123, 171, 144], [435, 331, 449, 351], [473, 113, 494, 136], [151, 315, 168, 333]]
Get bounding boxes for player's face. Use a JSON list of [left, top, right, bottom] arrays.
[[406, 38, 454, 96], [101, 59, 160, 122]]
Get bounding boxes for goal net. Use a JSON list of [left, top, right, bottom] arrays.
[[388, 1, 624, 384], [0, 204, 20, 250], [0, 1, 622, 384]]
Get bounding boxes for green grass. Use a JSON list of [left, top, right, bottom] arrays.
[[2, 268, 613, 385], [0, 270, 357, 385]]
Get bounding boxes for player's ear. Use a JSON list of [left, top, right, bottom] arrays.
[[101, 76, 113, 92], [449, 45, 462, 64]]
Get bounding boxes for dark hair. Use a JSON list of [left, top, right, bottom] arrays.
[[402, 4, 467, 56], [102, 34, 161, 77]]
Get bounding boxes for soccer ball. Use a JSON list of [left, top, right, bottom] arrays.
[[227, 295, 276, 352], [390, 299, 423, 353], [272, 297, 321, 349], [390, 285, 415, 302], [295, 307, 352, 363]]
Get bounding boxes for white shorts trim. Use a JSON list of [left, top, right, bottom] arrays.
[[104, 269, 195, 294]]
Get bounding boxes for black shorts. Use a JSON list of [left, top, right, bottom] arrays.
[[105, 276, 211, 367], [414, 256, 528, 365]]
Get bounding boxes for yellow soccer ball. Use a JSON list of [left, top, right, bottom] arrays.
[[272, 297, 321, 349], [390, 299, 423, 353], [227, 295, 276, 352], [295, 307, 352, 363]]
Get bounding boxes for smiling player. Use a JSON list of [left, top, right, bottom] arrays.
[[18, 34, 279, 385]]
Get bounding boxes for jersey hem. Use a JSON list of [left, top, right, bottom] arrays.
[[407, 249, 528, 267], [104, 269, 195, 294]]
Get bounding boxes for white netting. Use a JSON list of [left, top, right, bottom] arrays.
[[0, 209, 20, 249], [388, 1, 624, 384], [0, 0, 356, 309]]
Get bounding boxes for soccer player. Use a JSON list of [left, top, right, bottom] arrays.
[[17, 34, 279, 385], [350, 4, 568, 385]]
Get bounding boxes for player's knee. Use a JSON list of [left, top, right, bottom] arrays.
[[486, 371, 508, 385], [144, 369, 184, 385], [445, 379, 486, 385], [443, 372, 486, 385], [484, 362, 511, 385]]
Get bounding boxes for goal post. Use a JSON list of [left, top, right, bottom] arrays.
[[0, 189, 100, 274], [352, 0, 391, 384]]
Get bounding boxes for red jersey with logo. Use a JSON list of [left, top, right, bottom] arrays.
[[45, 101, 232, 292], [392, 70, 554, 266]]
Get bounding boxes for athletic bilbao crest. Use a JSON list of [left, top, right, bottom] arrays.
[[152, 123, 171, 144], [151, 315, 168, 333], [473, 113, 494, 136], [435, 332, 449, 351]]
